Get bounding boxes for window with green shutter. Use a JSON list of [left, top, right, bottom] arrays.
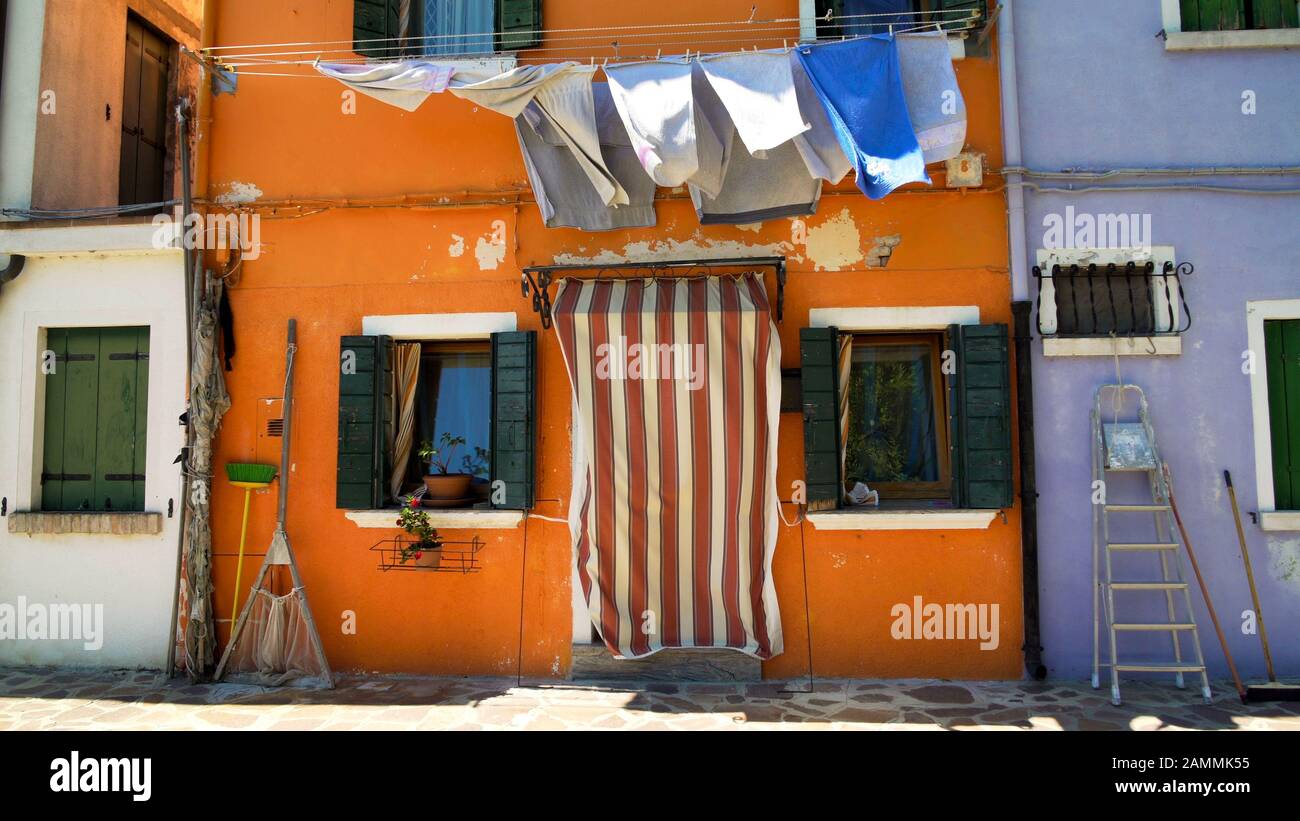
[[798, 322, 1012, 511], [1179, 0, 1298, 31], [354, 1, 542, 58], [41, 326, 150, 512], [814, 1, 987, 38], [1264, 319, 1300, 510], [335, 331, 537, 511]]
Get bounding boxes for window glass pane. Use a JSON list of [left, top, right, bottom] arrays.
[[845, 341, 939, 484], [421, 0, 494, 56], [416, 347, 491, 478]]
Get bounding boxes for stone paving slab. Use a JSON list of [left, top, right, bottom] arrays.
[[1, 667, 1298, 731]]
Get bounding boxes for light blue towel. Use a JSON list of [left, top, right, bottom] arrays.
[[796, 36, 929, 200]]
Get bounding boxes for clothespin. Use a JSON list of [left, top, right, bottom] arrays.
[[656, 48, 662, 60]]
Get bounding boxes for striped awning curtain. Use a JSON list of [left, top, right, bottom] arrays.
[[552, 274, 784, 659]]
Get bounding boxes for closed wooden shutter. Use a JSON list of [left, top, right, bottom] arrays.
[[353, 0, 402, 57], [1252, 0, 1300, 28], [490, 330, 536, 509], [497, 0, 541, 50], [119, 15, 171, 207], [337, 334, 395, 509], [800, 326, 843, 511], [41, 327, 149, 512], [1265, 319, 1300, 510], [948, 323, 1013, 509]]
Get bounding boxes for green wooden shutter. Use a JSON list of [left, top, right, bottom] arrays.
[[800, 327, 842, 511], [95, 327, 148, 511], [497, 0, 541, 51], [354, 0, 401, 57], [1265, 320, 1300, 510], [949, 323, 1012, 509], [1180, 0, 1245, 31], [490, 330, 537, 510], [1253, 0, 1300, 28], [337, 334, 394, 509]]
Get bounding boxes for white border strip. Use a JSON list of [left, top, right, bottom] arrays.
[[361, 311, 516, 340]]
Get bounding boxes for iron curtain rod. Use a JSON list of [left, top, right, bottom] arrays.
[[521, 256, 787, 329]]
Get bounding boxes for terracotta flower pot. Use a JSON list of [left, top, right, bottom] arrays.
[[423, 473, 472, 500]]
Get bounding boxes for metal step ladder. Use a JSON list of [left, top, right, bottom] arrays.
[[1091, 384, 1211, 706]]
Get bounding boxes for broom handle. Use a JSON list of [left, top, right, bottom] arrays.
[[1225, 470, 1276, 682], [1164, 464, 1246, 701]]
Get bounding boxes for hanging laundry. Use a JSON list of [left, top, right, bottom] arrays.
[[688, 73, 819, 225], [898, 31, 967, 164], [515, 83, 657, 231], [603, 60, 731, 197], [795, 36, 929, 200], [315, 60, 455, 112], [452, 63, 629, 207], [697, 49, 809, 156], [788, 52, 852, 184]]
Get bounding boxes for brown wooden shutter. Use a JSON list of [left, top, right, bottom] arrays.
[[120, 15, 170, 207]]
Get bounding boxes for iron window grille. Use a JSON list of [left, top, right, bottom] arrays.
[[1032, 260, 1193, 339]]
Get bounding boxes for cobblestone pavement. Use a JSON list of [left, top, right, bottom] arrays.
[[2, 667, 1298, 730]]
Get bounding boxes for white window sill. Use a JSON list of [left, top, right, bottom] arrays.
[[7, 511, 164, 535], [1043, 336, 1182, 357], [1166, 29, 1300, 51], [806, 508, 997, 531], [1260, 511, 1300, 532], [345, 508, 523, 530]]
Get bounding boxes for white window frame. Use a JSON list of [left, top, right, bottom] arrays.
[[345, 311, 523, 529], [805, 304, 996, 531], [1246, 298, 1300, 531], [1161, 0, 1300, 50], [1035, 246, 1183, 357]]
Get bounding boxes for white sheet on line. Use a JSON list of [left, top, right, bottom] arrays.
[[697, 49, 810, 157]]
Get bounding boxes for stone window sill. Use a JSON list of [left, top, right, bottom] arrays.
[[1259, 511, 1300, 532], [806, 508, 997, 531], [1165, 29, 1300, 51], [7, 511, 164, 535], [1043, 336, 1182, 357], [345, 508, 523, 530]]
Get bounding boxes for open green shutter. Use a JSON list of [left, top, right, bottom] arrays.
[[337, 334, 394, 509], [800, 327, 842, 511], [497, 0, 541, 50], [1265, 320, 1300, 510], [949, 323, 1012, 509], [354, 0, 401, 57], [490, 330, 536, 510]]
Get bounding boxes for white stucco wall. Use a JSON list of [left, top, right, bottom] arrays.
[[0, 223, 186, 668]]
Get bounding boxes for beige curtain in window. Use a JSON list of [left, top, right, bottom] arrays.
[[389, 342, 421, 501], [837, 332, 853, 504]]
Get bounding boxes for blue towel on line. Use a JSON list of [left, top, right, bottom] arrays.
[[796, 36, 930, 200]]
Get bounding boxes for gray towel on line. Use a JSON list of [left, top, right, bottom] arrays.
[[898, 31, 967, 164], [788, 51, 853, 184]]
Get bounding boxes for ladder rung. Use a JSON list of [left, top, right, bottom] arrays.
[[1109, 581, 1188, 591], [1105, 504, 1171, 512], [1113, 623, 1197, 631], [1114, 662, 1206, 673], [1108, 542, 1179, 551]]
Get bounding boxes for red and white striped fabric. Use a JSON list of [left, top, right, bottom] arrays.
[[552, 274, 783, 659]]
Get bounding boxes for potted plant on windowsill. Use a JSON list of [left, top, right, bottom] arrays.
[[396, 498, 444, 568], [418, 433, 473, 506]]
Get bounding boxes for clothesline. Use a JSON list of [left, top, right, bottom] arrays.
[[204, 9, 979, 69]]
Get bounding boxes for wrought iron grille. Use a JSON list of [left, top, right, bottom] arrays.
[[1032, 260, 1193, 338]]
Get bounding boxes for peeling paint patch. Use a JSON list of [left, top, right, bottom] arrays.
[[736, 222, 762, 233], [214, 180, 263, 205], [552, 233, 794, 267], [805, 209, 863, 271], [865, 234, 902, 268], [1265, 536, 1300, 587], [448, 234, 465, 257], [475, 235, 505, 270]]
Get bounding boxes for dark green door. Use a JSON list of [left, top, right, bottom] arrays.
[[1265, 319, 1300, 510]]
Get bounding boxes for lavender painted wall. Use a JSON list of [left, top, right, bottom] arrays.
[[1011, 1, 1300, 679]]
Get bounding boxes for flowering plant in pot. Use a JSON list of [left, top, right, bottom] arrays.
[[417, 432, 472, 504], [395, 497, 444, 566]]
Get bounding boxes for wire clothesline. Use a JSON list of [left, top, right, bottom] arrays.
[[202, 9, 980, 73]]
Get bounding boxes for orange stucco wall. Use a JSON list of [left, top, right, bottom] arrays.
[[204, 0, 1021, 679]]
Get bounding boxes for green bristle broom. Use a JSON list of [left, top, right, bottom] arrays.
[[224, 463, 277, 620]]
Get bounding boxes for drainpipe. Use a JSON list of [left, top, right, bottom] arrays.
[[0, 252, 22, 293], [998, 1, 1046, 679]]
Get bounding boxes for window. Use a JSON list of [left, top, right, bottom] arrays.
[[120, 13, 172, 207], [40, 327, 150, 512], [1178, 0, 1297, 32], [814, 0, 986, 38], [1034, 248, 1187, 341], [353, 0, 541, 58], [336, 331, 536, 511], [1264, 319, 1299, 510], [800, 322, 1011, 512], [844, 334, 950, 499]]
